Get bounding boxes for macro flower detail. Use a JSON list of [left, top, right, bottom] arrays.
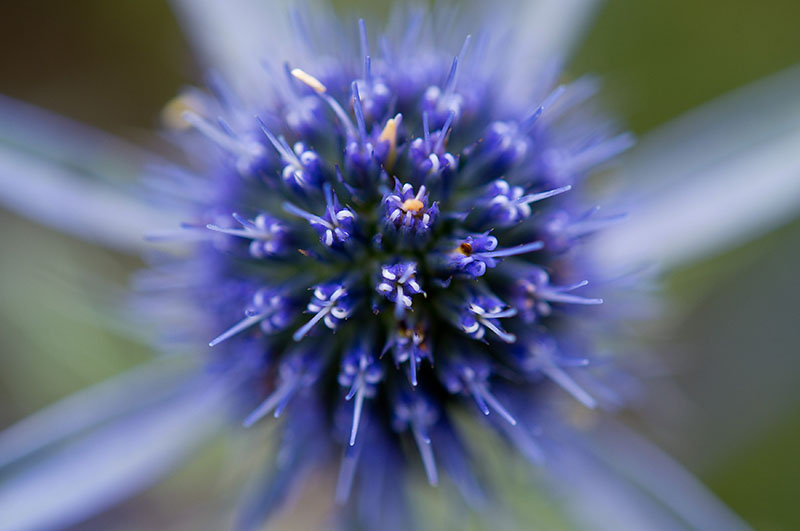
[[284, 184, 356, 247], [294, 282, 356, 340], [209, 288, 294, 347], [480, 178, 572, 227], [337, 339, 384, 446], [150, 11, 632, 517], [376, 262, 425, 315], [4, 2, 794, 530], [443, 232, 545, 278], [206, 213, 289, 258], [509, 265, 604, 323], [383, 181, 439, 235], [454, 290, 518, 343]]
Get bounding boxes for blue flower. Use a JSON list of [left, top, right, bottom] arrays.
[[164, 9, 632, 516], [1, 2, 798, 530]]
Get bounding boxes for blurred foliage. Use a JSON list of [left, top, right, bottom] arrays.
[[0, 0, 799, 528], [0, 2, 192, 135], [572, 0, 800, 134], [708, 405, 800, 531]]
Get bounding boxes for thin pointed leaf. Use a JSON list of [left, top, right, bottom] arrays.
[[514, 0, 602, 63], [504, 0, 602, 103], [593, 64, 800, 271], [0, 356, 197, 468], [0, 94, 148, 184], [0, 144, 180, 253], [169, 0, 291, 103], [592, 420, 750, 531], [552, 420, 750, 531], [0, 379, 231, 531], [0, 95, 183, 253]]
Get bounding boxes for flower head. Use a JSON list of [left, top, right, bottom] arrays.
[[150, 8, 635, 524]]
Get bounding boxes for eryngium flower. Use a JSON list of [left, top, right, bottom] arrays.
[[140, 8, 636, 522], [144, 6, 630, 527]]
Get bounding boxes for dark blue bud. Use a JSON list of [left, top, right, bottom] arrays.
[[293, 282, 356, 341], [206, 212, 290, 258], [208, 288, 294, 347], [382, 180, 438, 235], [455, 291, 517, 343], [284, 184, 357, 248], [392, 390, 440, 485], [375, 262, 425, 316]]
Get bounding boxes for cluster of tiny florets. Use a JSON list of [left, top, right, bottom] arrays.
[[156, 15, 630, 517]]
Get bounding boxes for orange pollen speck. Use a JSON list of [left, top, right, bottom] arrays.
[[402, 198, 425, 212], [457, 242, 473, 255]]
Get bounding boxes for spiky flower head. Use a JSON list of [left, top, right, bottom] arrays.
[[150, 6, 633, 526]]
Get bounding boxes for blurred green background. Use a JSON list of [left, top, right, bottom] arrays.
[[1, 1, 799, 529]]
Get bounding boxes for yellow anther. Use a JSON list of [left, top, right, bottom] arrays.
[[402, 198, 424, 213], [378, 114, 401, 170], [291, 68, 327, 94], [161, 92, 205, 130]]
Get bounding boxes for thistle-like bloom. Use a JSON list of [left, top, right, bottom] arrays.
[[1, 2, 798, 530], [140, 7, 639, 524]]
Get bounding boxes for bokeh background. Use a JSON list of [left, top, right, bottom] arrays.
[[1, 1, 799, 529]]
